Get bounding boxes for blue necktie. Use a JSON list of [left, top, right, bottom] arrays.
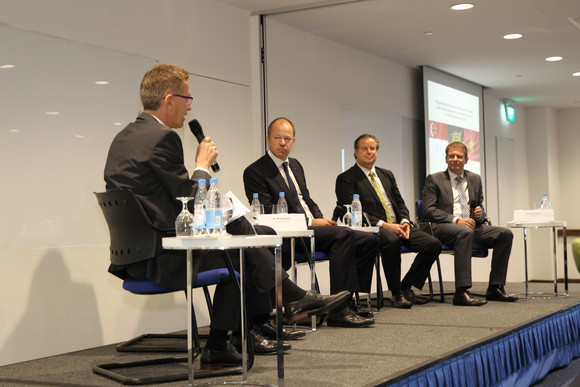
[[282, 161, 305, 214]]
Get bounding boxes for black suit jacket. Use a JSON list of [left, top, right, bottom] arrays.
[[421, 169, 486, 224], [243, 154, 324, 217], [335, 164, 410, 226], [104, 112, 210, 231]]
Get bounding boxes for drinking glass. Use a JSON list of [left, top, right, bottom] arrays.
[[343, 204, 353, 226], [175, 197, 194, 237], [221, 197, 234, 235]]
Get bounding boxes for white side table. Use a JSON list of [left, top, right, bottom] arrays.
[[507, 221, 568, 298], [163, 235, 283, 385]]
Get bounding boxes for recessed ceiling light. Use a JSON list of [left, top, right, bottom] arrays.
[[503, 33, 523, 40], [424, 31, 434, 36], [113, 122, 123, 126], [45, 112, 60, 115], [573, 72, 580, 77], [451, 3, 474, 11], [74, 134, 85, 139], [0, 64, 15, 69], [9, 129, 20, 133], [95, 81, 109, 85], [545, 56, 563, 62]]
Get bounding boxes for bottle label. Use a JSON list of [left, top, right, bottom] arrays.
[[206, 209, 223, 229]]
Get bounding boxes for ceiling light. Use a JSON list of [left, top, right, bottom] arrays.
[[0, 64, 15, 69], [424, 31, 434, 36], [503, 33, 523, 40], [95, 81, 109, 85], [45, 112, 60, 115], [451, 3, 474, 11], [114, 122, 123, 126], [10, 129, 20, 133], [545, 56, 563, 62], [573, 72, 580, 77]]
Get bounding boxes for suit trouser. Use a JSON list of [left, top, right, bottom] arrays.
[[282, 225, 378, 294], [378, 228, 441, 293], [431, 223, 513, 289]]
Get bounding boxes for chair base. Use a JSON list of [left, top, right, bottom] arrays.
[[117, 333, 188, 353], [93, 356, 242, 385]]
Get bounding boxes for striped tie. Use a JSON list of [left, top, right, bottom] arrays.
[[369, 171, 392, 223], [456, 176, 469, 219]]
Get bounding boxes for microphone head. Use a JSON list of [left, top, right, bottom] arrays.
[[470, 199, 477, 208], [188, 119, 205, 143]]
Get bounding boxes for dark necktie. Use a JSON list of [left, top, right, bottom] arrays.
[[282, 161, 305, 214], [455, 176, 469, 219]]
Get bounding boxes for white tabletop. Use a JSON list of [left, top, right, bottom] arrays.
[[273, 229, 314, 238], [349, 225, 380, 233], [162, 234, 282, 250], [507, 220, 566, 228]]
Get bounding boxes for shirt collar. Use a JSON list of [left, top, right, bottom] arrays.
[[268, 150, 287, 168], [448, 169, 465, 181], [357, 163, 376, 176]]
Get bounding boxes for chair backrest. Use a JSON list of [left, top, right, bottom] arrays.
[[416, 199, 424, 221], [94, 190, 165, 265]]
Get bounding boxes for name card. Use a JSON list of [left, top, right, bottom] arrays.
[[256, 214, 308, 231], [513, 209, 554, 223]]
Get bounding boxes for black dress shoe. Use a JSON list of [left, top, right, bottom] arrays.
[[327, 304, 375, 327], [231, 329, 291, 355], [200, 343, 242, 370], [402, 288, 429, 305], [391, 293, 412, 309], [285, 290, 351, 323], [486, 286, 518, 302], [255, 320, 306, 341], [349, 299, 375, 318], [453, 291, 487, 306]]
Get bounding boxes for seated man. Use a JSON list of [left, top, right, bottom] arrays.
[[244, 117, 379, 327], [336, 134, 441, 307], [104, 64, 350, 368], [421, 141, 517, 306]]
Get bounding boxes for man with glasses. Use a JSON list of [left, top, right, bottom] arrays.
[[104, 64, 350, 369], [336, 134, 441, 308]]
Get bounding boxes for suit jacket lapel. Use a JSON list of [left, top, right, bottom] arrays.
[[355, 166, 381, 205], [443, 170, 454, 206]]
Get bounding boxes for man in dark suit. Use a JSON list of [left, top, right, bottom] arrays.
[[104, 64, 350, 368], [335, 134, 441, 307], [244, 117, 380, 327], [422, 141, 517, 306]]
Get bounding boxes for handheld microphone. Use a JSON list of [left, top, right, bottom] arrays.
[[188, 119, 220, 173], [469, 200, 477, 219]]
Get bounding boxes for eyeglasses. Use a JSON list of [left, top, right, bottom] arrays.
[[171, 94, 194, 106]]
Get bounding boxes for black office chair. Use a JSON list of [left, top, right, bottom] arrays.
[[93, 190, 243, 384]]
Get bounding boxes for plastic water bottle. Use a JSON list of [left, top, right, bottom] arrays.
[[540, 193, 551, 210], [251, 193, 261, 223], [193, 179, 207, 235], [205, 178, 223, 234], [351, 194, 363, 227], [276, 192, 288, 214]]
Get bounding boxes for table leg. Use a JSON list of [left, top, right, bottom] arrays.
[[552, 226, 558, 296], [523, 228, 529, 299], [563, 223, 568, 296], [239, 247, 248, 383], [310, 236, 316, 331], [275, 245, 285, 385], [186, 249, 194, 386]]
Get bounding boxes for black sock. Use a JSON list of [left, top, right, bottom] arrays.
[[205, 328, 228, 350], [456, 286, 469, 293], [282, 278, 307, 302]]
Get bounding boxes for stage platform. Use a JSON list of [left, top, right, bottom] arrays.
[[1, 282, 579, 386]]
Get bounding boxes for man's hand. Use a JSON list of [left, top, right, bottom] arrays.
[[474, 206, 483, 220], [312, 218, 336, 227], [457, 218, 476, 230], [195, 137, 218, 170], [382, 223, 410, 239]]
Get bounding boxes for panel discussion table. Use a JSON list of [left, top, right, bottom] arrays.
[[507, 220, 568, 299], [163, 234, 284, 386]]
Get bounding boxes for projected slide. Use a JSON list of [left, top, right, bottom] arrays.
[[427, 80, 481, 175]]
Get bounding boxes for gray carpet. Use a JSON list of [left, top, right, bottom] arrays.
[[0, 282, 578, 387]]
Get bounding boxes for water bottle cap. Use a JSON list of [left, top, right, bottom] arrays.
[[198, 179, 206, 185], [542, 193, 548, 197], [210, 178, 218, 184], [279, 192, 285, 197], [253, 193, 259, 198], [353, 194, 360, 199]]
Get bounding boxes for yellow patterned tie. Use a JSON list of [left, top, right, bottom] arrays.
[[369, 171, 393, 223]]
